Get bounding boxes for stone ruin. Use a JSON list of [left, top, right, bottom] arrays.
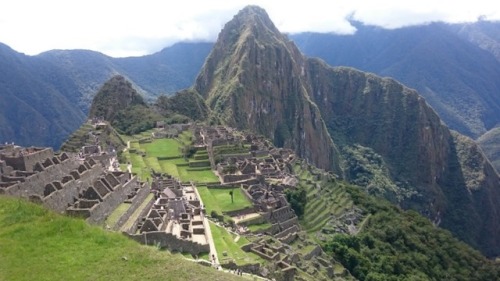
[[152, 122, 191, 139], [125, 175, 209, 255], [0, 144, 148, 225]]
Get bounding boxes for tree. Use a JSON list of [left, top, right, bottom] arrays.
[[229, 190, 234, 203]]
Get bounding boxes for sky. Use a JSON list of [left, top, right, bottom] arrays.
[[1, 0, 499, 57]]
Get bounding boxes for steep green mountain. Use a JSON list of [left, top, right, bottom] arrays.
[[88, 75, 162, 135], [0, 42, 212, 149], [194, 6, 500, 257], [154, 89, 209, 122], [323, 184, 500, 281], [291, 22, 500, 139], [89, 75, 146, 121], [194, 6, 341, 172], [478, 127, 500, 172]]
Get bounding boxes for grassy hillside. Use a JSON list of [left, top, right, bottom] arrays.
[[0, 196, 242, 281]]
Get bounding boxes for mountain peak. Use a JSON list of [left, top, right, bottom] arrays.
[[194, 5, 341, 172], [88, 75, 145, 122], [217, 5, 283, 47]]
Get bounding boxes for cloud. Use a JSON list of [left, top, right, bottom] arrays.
[[0, 0, 499, 57]]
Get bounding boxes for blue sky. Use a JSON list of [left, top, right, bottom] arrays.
[[1, 0, 499, 57]]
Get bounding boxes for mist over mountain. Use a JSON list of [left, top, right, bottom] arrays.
[[0, 42, 212, 148]]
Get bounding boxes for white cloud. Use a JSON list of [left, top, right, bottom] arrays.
[[0, 0, 499, 57]]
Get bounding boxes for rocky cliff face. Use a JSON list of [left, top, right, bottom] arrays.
[[305, 59, 500, 256], [194, 5, 500, 257], [194, 6, 341, 173]]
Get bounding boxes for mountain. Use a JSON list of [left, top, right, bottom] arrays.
[[89, 75, 146, 121], [0, 43, 86, 148], [0, 42, 212, 149], [478, 126, 500, 172], [194, 6, 341, 172], [453, 20, 500, 63], [88, 75, 162, 135], [194, 6, 500, 257], [290, 21, 500, 139]]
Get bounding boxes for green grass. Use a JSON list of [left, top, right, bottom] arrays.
[[105, 203, 131, 228], [0, 196, 243, 281], [178, 131, 193, 145], [197, 187, 252, 214], [177, 166, 219, 183], [142, 138, 181, 158], [196, 186, 222, 215], [209, 222, 263, 266], [158, 159, 181, 178], [247, 222, 272, 232], [124, 137, 217, 184], [120, 193, 154, 232]]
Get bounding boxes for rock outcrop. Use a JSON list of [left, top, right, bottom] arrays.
[[195, 6, 341, 173]]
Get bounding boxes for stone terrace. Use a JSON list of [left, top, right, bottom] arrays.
[[0, 144, 147, 225], [125, 175, 209, 255]]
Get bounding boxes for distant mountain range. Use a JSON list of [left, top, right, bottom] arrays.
[[2, 21, 500, 152], [290, 20, 500, 139], [0, 42, 212, 148]]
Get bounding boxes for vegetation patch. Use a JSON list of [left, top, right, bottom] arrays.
[[321, 185, 500, 281], [206, 187, 252, 213], [105, 203, 131, 228], [0, 196, 242, 281], [142, 138, 181, 158], [176, 166, 219, 183], [209, 221, 263, 266]]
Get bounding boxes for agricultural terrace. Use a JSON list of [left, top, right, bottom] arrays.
[[209, 221, 264, 266], [121, 131, 219, 184]]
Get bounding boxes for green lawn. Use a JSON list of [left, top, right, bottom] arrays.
[[124, 137, 217, 184], [158, 159, 182, 178], [0, 196, 243, 281], [197, 186, 221, 215], [247, 222, 272, 232], [209, 222, 263, 266], [105, 203, 131, 228], [177, 166, 219, 183], [142, 139, 181, 158], [197, 187, 252, 214]]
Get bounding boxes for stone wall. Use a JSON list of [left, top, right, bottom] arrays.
[[222, 174, 253, 183], [43, 163, 104, 213], [270, 205, 295, 223], [126, 231, 209, 255], [85, 176, 139, 224], [275, 225, 299, 239], [5, 157, 81, 198], [303, 245, 322, 260], [113, 184, 151, 231], [224, 206, 256, 217], [125, 195, 156, 233], [1, 148, 54, 172]]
